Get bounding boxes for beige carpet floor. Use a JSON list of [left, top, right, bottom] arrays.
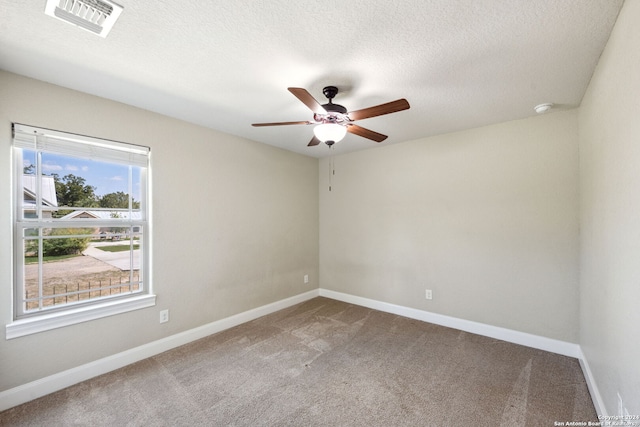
[[0, 297, 596, 426]]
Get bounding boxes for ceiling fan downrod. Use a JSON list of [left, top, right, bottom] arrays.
[[320, 86, 347, 115]]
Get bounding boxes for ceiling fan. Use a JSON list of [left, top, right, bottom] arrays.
[[252, 86, 410, 147]]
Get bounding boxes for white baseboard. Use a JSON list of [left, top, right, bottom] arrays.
[[319, 288, 581, 358], [0, 289, 319, 412], [2, 288, 603, 415], [577, 347, 608, 417]]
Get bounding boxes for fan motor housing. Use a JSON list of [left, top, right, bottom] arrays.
[[321, 86, 347, 114], [321, 103, 347, 114]]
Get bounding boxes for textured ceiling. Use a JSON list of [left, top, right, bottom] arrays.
[[0, 0, 624, 158]]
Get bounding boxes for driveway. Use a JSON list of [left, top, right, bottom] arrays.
[[83, 241, 140, 271]]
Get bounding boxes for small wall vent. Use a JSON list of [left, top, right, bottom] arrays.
[[45, 0, 123, 38]]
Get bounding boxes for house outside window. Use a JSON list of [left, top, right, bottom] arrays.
[[7, 124, 154, 339], [22, 174, 58, 218]]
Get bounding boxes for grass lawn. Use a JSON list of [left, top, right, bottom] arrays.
[[25, 254, 80, 264], [96, 244, 139, 253]]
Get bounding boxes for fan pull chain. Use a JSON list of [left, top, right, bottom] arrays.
[[328, 145, 335, 191]]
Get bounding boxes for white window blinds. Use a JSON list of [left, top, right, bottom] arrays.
[[12, 123, 149, 167]]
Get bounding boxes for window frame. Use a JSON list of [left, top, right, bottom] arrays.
[[6, 124, 155, 339]]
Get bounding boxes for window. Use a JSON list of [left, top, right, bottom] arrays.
[[7, 124, 154, 339]]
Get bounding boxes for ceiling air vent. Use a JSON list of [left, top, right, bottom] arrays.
[[45, 0, 123, 38]]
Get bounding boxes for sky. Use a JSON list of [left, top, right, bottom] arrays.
[[23, 150, 142, 201]]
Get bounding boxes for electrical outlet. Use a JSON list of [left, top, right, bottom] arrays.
[[304, 274, 309, 284], [425, 289, 433, 300], [159, 309, 169, 324]]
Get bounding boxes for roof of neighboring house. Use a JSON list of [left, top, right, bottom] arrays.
[[61, 210, 142, 220], [23, 175, 58, 210]]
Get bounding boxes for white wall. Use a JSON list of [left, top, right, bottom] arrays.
[[320, 110, 580, 342], [579, 0, 640, 416], [3, 0, 639, 409], [0, 71, 319, 392]]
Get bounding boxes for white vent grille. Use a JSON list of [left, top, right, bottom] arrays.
[[45, 0, 123, 38]]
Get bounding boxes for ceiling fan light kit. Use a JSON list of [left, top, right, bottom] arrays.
[[313, 123, 347, 144], [252, 86, 410, 148]]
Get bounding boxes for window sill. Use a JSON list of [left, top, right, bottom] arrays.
[[5, 294, 156, 340]]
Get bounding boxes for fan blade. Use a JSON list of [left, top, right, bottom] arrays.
[[346, 124, 388, 142], [348, 99, 410, 121], [288, 88, 327, 115], [252, 121, 313, 127], [307, 136, 321, 146]]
